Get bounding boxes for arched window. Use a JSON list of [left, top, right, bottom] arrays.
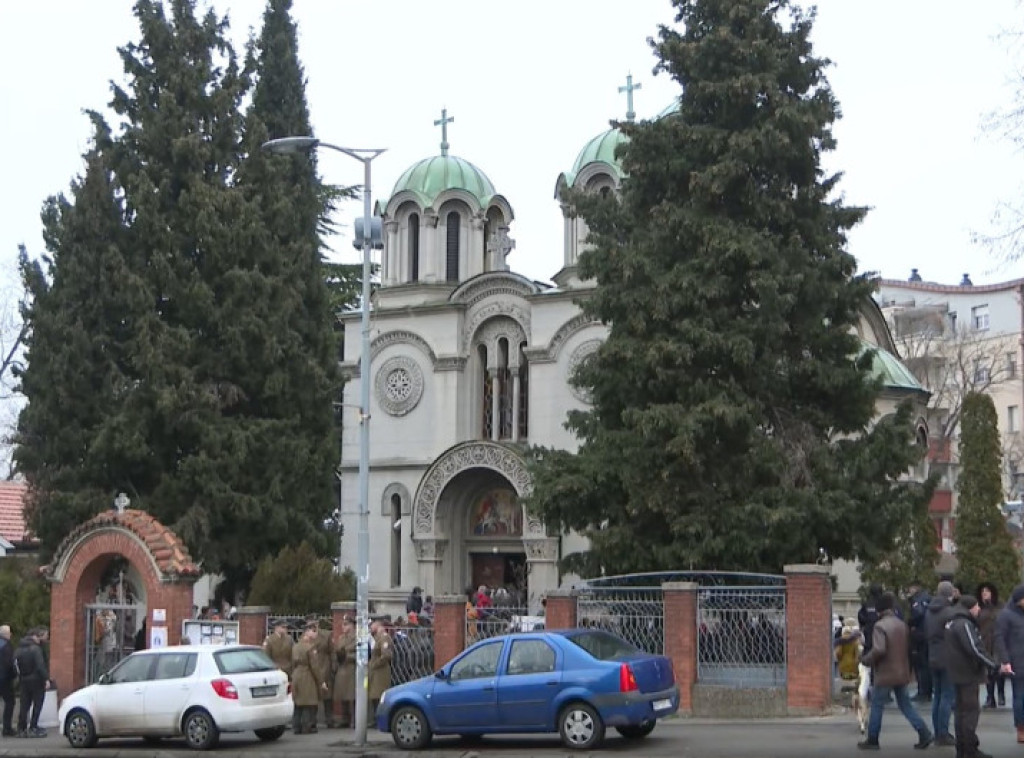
[[499, 338, 514, 439], [518, 342, 529, 439], [409, 213, 420, 282], [445, 211, 460, 282], [390, 494, 401, 588], [479, 344, 492, 439]]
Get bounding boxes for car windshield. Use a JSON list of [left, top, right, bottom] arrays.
[[567, 630, 641, 660], [214, 648, 276, 675]]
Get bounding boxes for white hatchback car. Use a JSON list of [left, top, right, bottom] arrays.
[[58, 645, 292, 750]]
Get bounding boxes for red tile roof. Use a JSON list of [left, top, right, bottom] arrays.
[[48, 508, 201, 580], [0, 481, 31, 543]]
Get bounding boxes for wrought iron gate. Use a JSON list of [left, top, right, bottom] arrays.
[[84, 603, 140, 684]]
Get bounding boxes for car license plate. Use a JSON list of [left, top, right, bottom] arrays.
[[652, 698, 672, 711], [251, 685, 278, 698]]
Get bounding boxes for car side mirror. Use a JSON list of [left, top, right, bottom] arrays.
[[97, 673, 110, 685], [435, 669, 448, 681]]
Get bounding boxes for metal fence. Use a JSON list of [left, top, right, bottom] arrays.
[[576, 587, 665, 655], [696, 586, 787, 687], [390, 625, 436, 684], [465, 605, 545, 648], [266, 613, 333, 643]]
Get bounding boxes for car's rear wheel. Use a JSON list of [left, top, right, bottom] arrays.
[[617, 721, 656, 739], [65, 709, 98, 749], [183, 709, 220, 750], [390, 705, 432, 750], [559, 701, 605, 750], [255, 726, 286, 742]]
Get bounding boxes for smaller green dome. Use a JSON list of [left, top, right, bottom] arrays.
[[859, 341, 927, 395], [570, 128, 628, 181], [389, 155, 495, 208]]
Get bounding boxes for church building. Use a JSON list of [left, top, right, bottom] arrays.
[[336, 95, 931, 618]]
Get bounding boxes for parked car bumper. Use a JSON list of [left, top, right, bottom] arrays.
[[214, 701, 294, 732], [591, 685, 680, 726]]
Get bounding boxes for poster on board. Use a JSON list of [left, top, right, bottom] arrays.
[[181, 620, 239, 646], [149, 626, 168, 649]]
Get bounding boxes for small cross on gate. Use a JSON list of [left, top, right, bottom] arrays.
[[114, 491, 130, 514], [434, 108, 455, 156], [618, 74, 642, 122]]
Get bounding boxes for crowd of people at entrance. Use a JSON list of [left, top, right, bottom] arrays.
[[262, 615, 393, 734], [836, 578, 1024, 758]]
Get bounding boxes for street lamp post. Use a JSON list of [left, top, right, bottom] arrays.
[[262, 136, 385, 745]]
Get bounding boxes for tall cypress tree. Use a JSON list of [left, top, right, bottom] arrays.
[[955, 392, 1021, 596], [527, 0, 929, 575], [16, 0, 341, 588]]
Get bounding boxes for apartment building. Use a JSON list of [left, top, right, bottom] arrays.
[[875, 271, 1024, 557]]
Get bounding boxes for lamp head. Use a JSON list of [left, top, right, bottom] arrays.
[[261, 136, 320, 154]]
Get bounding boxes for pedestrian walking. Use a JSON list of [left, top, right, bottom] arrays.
[[976, 583, 1004, 708], [946, 595, 998, 758], [857, 591, 933, 751], [907, 580, 932, 702], [14, 628, 50, 738], [994, 583, 1024, 743], [0, 625, 14, 736], [925, 580, 958, 746]]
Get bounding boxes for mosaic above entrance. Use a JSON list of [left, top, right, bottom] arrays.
[[468, 489, 522, 537]]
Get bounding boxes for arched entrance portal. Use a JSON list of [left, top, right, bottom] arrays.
[[45, 507, 200, 697], [412, 441, 559, 610]]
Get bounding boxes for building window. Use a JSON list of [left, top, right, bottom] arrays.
[[479, 345, 492, 439], [948, 311, 957, 331], [408, 213, 419, 282], [498, 339, 514, 439], [974, 362, 991, 384], [972, 304, 990, 331], [518, 342, 529, 439], [390, 494, 401, 588], [1010, 406, 1019, 434], [1009, 353, 1017, 379], [445, 211, 460, 282]]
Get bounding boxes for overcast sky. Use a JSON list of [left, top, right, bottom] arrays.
[[1, 0, 1021, 289]]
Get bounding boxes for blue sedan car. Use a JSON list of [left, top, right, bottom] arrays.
[[376, 629, 679, 750]]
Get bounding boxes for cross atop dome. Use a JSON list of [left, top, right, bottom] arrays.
[[434, 108, 454, 157], [618, 74, 642, 122]]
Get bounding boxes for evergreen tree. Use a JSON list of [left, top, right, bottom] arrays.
[[954, 392, 1021, 596], [248, 541, 355, 612], [860, 480, 939, 600], [15, 131, 151, 549], [526, 0, 929, 575], [16, 0, 342, 588]]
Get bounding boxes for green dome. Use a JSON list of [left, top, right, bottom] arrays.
[[859, 341, 927, 394], [389, 154, 496, 208], [567, 128, 628, 186]]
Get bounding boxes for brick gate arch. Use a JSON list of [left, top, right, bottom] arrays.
[[44, 508, 201, 696]]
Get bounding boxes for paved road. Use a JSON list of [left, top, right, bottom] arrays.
[[1, 707, 1019, 757]]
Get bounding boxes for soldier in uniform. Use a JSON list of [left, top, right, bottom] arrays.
[[291, 626, 326, 734], [333, 616, 357, 728], [262, 621, 293, 679], [368, 620, 393, 716], [307, 619, 336, 727]]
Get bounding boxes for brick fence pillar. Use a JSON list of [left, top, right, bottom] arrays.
[[433, 595, 466, 672], [784, 564, 832, 715], [331, 601, 356, 645], [237, 606, 271, 647], [544, 588, 577, 629], [662, 581, 698, 714]]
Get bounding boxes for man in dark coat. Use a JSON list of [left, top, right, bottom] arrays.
[[14, 628, 49, 738], [925, 580, 958, 746], [0, 625, 14, 736], [946, 595, 998, 758], [405, 587, 423, 615], [995, 583, 1024, 743], [907, 581, 932, 701], [858, 592, 933, 751], [976, 583, 1004, 708]]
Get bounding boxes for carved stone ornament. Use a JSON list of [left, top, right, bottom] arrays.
[[415, 539, 448, 561], [375, 356, 425, 417], [523, 538, 559, 561], [414, 441, 533, 536], [462, 302, 531, 354], [567, 339, 603, 404]]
